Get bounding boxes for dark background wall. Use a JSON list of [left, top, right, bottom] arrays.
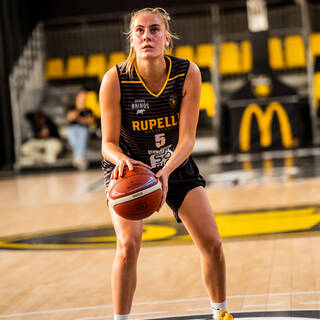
[[0, 0, 38, 170], [0, 0, 232, 171]]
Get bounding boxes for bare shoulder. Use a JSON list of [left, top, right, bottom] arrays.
[[187, 61, 201, 77], [99, 66, 120, 104], [183, 61, 201, 95], [100, 66, 119, 90]]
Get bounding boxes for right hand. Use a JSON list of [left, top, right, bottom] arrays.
[[111, 158, 152, 180]]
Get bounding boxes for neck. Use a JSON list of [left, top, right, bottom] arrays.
[[136, 56, 167, 83]]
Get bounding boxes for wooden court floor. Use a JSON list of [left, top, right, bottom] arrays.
[[1, 157, 320, 320]]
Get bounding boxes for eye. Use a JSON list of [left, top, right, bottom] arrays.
[[151, 27, 159, 33], [136, 27, 144, 34]]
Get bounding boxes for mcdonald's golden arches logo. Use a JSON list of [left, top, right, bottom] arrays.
[[239, 102, 298, 152]]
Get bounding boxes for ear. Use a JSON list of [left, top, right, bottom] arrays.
[[165, 34, 171, 47]]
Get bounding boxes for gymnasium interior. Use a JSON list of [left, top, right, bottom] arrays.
[[1, 0, 320, 319]]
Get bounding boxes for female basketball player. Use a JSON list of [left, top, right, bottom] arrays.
[[99, 7, 233, 320]]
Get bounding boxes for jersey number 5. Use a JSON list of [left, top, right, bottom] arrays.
[[155, 133, 166, 148]]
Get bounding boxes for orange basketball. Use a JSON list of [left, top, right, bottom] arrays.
[[107, 165, 162, 220]]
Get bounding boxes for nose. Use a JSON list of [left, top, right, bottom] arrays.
[[143, 28, 151, 41]]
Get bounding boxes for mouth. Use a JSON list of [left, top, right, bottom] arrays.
[[142, 45, 153, 49]]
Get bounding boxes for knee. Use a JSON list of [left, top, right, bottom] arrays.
[[116, 237, 141, 265], [201, 238, 224, 261]]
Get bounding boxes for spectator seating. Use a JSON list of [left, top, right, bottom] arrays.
[[86, 54, 107, 81], [107, 51, 126, 70], [174, 45, 195, 62], [310, 33, 320, 61], [219, 41, 241, 74], [195, 43, 215, 69], [86, 91, 100, 118], [240, 40, 252, 73], [200, 82, 215, 118], [65, 56, 86, 78], [284, 35, 306, 68], [45, 58, 64, 79], [268, 37, 285, 70], [45, 33, 318, 82]]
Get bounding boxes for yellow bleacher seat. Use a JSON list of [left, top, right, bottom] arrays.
[[45, 58, 64, 79], [108, 51, 126, 70], [310, 33, 320, 60], [86, 91, 100, 118], [66, 56, 86, 78], [174, 45, 195, 62], [314, 72, 320, 108], [219, 42, 241, 74], [241, 40, 252, 73], [284, 35, 306, 68], [268, 37, 285, 70], [200, 82, 215, 117], [195, 43, 215, 68], [86, 54, 107, 81]]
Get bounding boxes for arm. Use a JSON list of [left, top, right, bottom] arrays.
[[99, 67, 151, 178], [156, 62, 202, 207]]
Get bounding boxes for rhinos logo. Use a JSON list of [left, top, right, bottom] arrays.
[[131, 99, 150, 114]]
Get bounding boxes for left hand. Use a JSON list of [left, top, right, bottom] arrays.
[[155, 168, 169, 211]]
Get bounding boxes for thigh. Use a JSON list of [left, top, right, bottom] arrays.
[[110, 208, 143, 246], [178, 186, 221, 248]]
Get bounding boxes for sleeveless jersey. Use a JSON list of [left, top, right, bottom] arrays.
[[102, 55, 190, 181]]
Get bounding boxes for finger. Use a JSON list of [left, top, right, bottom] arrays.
[[114, 167, 119, 179], [119, 161, 124, 177], [157, 189, 167, 212], [155, 169, 163, 179], [126, 159, 133, 171], [112, 166, 117, 179]]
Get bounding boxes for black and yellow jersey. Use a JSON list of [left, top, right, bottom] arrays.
[[102, 55, 190, 181]]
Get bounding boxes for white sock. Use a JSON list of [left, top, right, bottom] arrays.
[[114, 313, 130, 320], [210, 301, 227, 319]]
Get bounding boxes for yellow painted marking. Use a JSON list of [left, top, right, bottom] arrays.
[[1, 207, 319, 250], [216, 208, 320, 237], [0, 241, 116, 249], [71, 225, 177, 242]]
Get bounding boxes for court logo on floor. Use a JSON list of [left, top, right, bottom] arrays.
[[1, 205, 320, 250], [149, 310, 320, 320]]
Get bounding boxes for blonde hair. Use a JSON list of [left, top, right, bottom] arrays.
[[121, 7, 178, 78]]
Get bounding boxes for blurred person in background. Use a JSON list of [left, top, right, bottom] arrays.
[[21, 110, 63, 165], [99, 7, 233, 320], [66, 89, 95, 170]]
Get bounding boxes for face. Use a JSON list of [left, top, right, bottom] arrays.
[[76, 91, 87, 109], [130, 13, 169, 59]]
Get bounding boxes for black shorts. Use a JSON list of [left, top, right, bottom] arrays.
[[166, 157, 206, 222], [102, 156, 206, 223]]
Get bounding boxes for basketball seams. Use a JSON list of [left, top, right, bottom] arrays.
[[113, 188, 162, 211], [108, 180, 162, 207], [108, 172, 158, 199]]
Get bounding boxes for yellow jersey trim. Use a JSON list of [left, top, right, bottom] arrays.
[[121, 80, 142, 84], [134, 56, 172, 98], [168, 73, 185, 81]]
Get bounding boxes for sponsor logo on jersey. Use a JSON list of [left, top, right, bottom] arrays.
[[148, 145, 173, 168], [131, 99, 150, 114], [132, 113, 179, 132], [169, 94, 178, 108]]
